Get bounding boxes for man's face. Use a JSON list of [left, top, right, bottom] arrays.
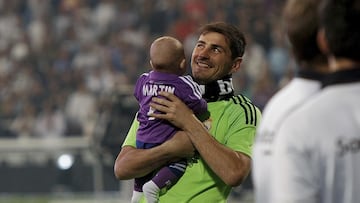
[[191, 32, 234, 84]]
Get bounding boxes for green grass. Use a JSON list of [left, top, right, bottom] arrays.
[[0, 196, 49, 203]]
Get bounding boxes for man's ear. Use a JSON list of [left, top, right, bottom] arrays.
[[317, 28, 330, 55], [230, 57, 242, 74]]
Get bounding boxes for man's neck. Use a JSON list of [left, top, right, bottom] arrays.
[[200, 75, 234, 102], [329, 56, 360, 72]]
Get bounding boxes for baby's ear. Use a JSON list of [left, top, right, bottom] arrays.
[[180, 58, 186, 69], [317, 28, 330, 55], [150, 60, 154, 68]]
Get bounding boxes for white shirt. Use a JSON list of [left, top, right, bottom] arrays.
[[271, 69, 360, 203], [252, 76, 323, 203]]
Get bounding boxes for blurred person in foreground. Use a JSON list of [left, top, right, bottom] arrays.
[[270, 0, 360, 202], [114, 22, 261, 202], [252, 0, 330, 202], [131, 36, 208, 203]]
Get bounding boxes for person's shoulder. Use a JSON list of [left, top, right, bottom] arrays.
[[135, 72, 150, 87], [178, 75, 198, 84], [262, 78, 322, 118], [179, 74, 194, 80], [227, 94, 258, 108], [224, 94, 261, 125], [140, 72, 150, 78], [177, 75, 202, 92], [136, 72, 150, 81], [276, 93, 324, 138]]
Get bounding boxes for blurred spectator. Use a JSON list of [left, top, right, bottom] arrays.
[[64, 75, 97, 137], [115, 1, 138, 30], [242, 34, 268, 84], [0, 42, 12, 76], [72, 42, 101, 71], [168, 0, 207, 42], [92, 0, 117, 36], [52, 45, 72, 73], [10, 101, 36, 138], [27, 15, 47, 53], [141, 0, 180, 37], [85, 63, 119, 97], [0, 3, 23, 44], [0, 93, 17, 121], [267, 27, 290, 85], [34, 99, 66, 138], [121, 23, 147, 50], [251, 17, 272, 52], [251, 68, 277, 111]]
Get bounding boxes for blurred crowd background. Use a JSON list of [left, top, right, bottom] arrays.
[[0, 0, 294, 201]]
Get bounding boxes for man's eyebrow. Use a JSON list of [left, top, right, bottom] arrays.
[[212, 44, 225, 49], [197, 40, 225, 50]]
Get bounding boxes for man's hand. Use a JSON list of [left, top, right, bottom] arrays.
[[149, 91, 196, 130]]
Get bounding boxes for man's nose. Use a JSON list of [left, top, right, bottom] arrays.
[[198, 47, 210, 58]]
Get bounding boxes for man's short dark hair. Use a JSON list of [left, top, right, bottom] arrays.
[[198, 22, 246, 59]]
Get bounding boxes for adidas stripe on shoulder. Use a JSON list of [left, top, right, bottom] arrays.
[[230, 95, 258, 126]]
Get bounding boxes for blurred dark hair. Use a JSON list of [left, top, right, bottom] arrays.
[[283, 0, 327, 67], [319, 0, 360, 61], [198, 22, 246, 59]]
